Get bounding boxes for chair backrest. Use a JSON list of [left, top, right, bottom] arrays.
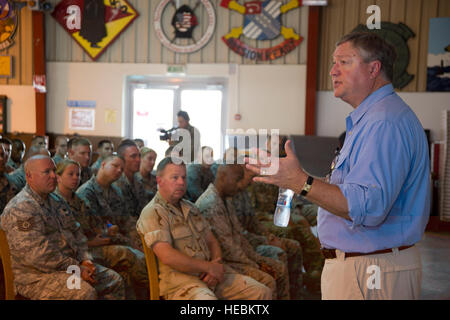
[[140, 233, 160, 300], [0, 228, 15, 300]]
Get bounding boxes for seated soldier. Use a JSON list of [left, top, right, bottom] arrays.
[[233, 166, 306, 299], [76, 155, 142, 252], [52, 135, 69, 165], [248, 181, 324, 295], [137, 157, 271, 300], [30, 135, 47, 149], [134, 138, 144, 150], [0, 155, 125, 300], [134, 147, 158, 209], [9, 138, 26, 170], [68, 137, 93, 185], [195, 164, 290, 300], [56, 159, 148, 299], [0, 144, 20, 212], [8, 146, 50, 191], [0, 138, 14, 173], [91, 140, 114, 176], [113, 140, 147, 217], [186, 146, 215, 202]]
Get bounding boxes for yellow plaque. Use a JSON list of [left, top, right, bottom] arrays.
[[0, 56, 12, 77]]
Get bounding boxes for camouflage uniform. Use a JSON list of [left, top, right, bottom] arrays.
[[233, 189, 305, 299], [90, 157, 102, 176], [52, 154, 65, 165], [0, 185, 125, 300], [7, 165, 26, 190], [113, 173, 149, 217], [0, 173, 20, 213], [137, 192, 271, 300], [80, 166, 93, 186], [134, 171, 157, 212], [185, 163, 215, 202], [248, 182, 324, 294], [76, 176, 142, 251], [196, 184, 290, 300], [56, 188, 148, 299], [6, 158, 18, 170]]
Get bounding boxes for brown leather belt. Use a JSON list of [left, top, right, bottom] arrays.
[[321, 245, 414, 259]]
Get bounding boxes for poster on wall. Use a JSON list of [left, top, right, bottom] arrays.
[[154, 0, 216, 53], [69, 108, 95, 130], [52, 0, 139, 61], [220, 0, 304, 61], [427, 17, 450, 92], [0, 0, 26, 52]]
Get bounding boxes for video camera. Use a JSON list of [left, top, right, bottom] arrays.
[[158, 127, 178, 141]]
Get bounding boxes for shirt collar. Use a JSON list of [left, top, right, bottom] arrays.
[[154, 191, 192, 220], [347, 83, 394, 131]]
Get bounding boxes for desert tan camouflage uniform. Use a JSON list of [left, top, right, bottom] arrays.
[[196, 184, 291, 300], [137, 192, 271, 300], [0, 185, 125, 300]]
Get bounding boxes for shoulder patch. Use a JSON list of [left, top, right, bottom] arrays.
[[17, 217, 35, 232]]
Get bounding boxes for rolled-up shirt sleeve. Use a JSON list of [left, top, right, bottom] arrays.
[[137, 204, 172, 248], [336, 120, 409, 228]]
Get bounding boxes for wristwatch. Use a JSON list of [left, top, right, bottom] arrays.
[[300, 176, 314, 196]]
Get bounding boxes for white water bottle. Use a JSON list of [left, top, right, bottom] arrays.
[[273, 188, 294, 227]]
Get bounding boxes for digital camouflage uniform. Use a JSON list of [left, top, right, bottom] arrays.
[[7, 165, 26, 190], [76, 175, 142, 251], [113, 173, 149, 217], [232, 189, 305, 299], [90, 157, 103, 176], [52, 154, 65, 166], [56, 188, 148, 299], [137, 192, 271, 300], [185, 163, 215, 202], [0, 185, 125, 300], [1, 173, 20, 213], [134, 171, 157, 212], [6, 158, 19, 170], [196, 184, 290, 300], [80, 166, 93, 186], [247, 182, 324, 293]]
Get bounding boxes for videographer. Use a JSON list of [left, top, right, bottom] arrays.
[[161, 111, 201, 163]]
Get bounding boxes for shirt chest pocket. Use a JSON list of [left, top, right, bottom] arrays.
[[171, 224, 192, 240], [330, 153, 348, 185]]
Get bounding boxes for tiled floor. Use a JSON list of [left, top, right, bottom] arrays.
[[417, 231, 450, 300]]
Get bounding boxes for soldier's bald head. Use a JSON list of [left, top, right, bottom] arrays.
[[25, 155, 54, 173]]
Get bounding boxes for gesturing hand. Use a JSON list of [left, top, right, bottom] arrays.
[[245, 140, 305, 194]]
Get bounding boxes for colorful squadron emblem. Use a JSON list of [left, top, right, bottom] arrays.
[[154, 0, 216, 54], [0, 0, 26, 51], [221, 0, 303, 61], [52, 0, 139, 61]]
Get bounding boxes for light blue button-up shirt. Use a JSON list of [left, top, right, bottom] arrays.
[[317, 84, 431, 253]]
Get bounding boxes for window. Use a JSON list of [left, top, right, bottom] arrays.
[[126, 76, 227, 166]]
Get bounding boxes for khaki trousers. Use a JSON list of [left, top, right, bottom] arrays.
[[167, 272, 272, 300], [321, 246, 421, 300]]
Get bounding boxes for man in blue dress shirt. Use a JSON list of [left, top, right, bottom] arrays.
[[246, 32, 431, 300]]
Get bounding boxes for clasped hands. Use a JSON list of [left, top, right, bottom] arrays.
[[199, 257, 224, 289]]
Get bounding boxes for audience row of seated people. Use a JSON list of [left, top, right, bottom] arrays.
[[0, 134, 323, 300]]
